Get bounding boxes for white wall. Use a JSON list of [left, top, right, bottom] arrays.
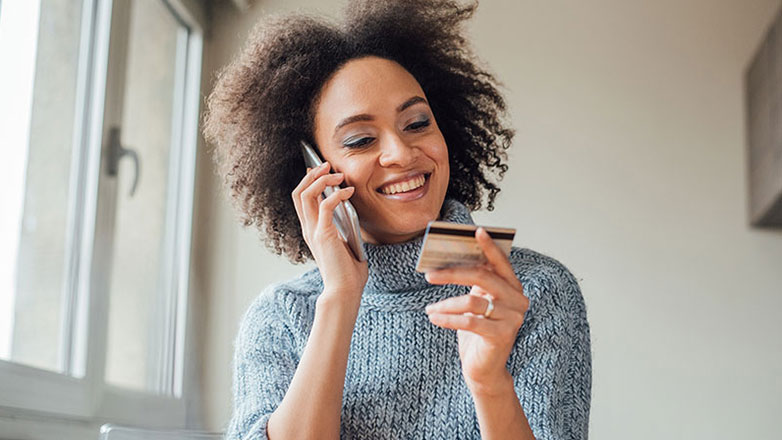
[[195, 0, 782, 437]]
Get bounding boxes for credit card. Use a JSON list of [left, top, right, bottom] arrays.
[[415, 221, 516, 273]]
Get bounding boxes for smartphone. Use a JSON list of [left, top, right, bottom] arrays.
[[300, 141, 366, 261]]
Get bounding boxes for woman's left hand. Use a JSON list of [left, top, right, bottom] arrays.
[[424, 227, 530, 394]]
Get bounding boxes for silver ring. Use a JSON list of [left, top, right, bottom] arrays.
[[483, 296, 495, 319]]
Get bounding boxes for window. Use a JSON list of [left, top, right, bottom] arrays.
[[0, 0, 204, 436]]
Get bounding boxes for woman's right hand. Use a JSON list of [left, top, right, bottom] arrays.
[[291, 161, 369, 302]]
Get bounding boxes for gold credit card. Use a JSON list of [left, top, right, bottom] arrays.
[[415, 221, 516, 273]]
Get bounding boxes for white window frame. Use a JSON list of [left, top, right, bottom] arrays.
[[0, 0, 205, 436]]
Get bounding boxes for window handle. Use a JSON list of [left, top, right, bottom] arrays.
[[106, 126, 141, 197]]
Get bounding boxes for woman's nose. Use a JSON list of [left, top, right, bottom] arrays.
[[378, 132, 416, 168]]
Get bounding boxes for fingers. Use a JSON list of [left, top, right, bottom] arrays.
[[425, 293, 526, 339], [292, 162, 330, 212], [475, 227, 524, 292], [301, 172, 345, 229], [426, 265, 516, 302], [292, 162, 328, 230], [291, 161, 349, 240], [426, 294, 525, 327], [426, 294, 505, 320], [290, 160, 359, 252], [426, 312, 509, 339], [317, 186, 355, 232]]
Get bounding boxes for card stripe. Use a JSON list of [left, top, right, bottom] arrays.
[[427, 227, 515, 241]]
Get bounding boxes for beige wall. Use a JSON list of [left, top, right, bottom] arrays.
[[195, 0, 782, 437]]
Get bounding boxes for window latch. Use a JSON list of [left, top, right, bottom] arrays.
[[106, 126, 140, 197]]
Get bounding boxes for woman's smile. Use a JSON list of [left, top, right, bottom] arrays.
[[377, 172, 430, 198]]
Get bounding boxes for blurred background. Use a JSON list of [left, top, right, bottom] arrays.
[[0, 0, 780, 439]]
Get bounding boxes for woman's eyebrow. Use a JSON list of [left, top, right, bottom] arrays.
[[332, 96, 429, 137], [396, 96, 427, 113]]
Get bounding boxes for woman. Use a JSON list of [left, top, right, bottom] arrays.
[[204, 1, 591, 439]]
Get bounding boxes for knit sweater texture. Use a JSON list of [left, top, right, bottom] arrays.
[[226, 199, 592, 439]]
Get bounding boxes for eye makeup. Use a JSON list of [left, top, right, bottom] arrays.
[[339, 110, 432, 149], [405, 118, 430, 131], [343, 136, 375, 149]]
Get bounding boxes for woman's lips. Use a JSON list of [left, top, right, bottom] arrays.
[[377, 173, 430, 201]]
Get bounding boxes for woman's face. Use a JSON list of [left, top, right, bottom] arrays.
[[312, 56, 450, 244]]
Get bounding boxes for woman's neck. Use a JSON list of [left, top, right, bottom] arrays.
[[359, 198, 473, 296], [359, 215, 443, 245]]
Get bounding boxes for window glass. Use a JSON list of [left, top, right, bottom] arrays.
[[104, 0, 184, 392], [0, 0, 84, 373]]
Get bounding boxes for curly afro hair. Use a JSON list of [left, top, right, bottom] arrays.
[[203, 0, 514, 264]]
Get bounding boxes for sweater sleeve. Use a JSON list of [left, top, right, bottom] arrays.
[[224, 286, 299, 440], [512, 255, 593, 440]]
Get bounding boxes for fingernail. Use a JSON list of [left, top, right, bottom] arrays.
[[306, 167, 312, 173], [344, 186, 355, 192], [319, 162, 328, 169], [425, 304, 434, 313]]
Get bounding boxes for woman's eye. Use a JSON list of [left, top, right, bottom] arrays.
[[344, 137, 374, 148], [405, 119, 431, 131]]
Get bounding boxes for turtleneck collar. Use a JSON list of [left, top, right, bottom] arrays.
[[358, 198, 474, 310]]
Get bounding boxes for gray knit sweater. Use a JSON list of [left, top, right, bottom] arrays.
[[226, 199, 592, 439]]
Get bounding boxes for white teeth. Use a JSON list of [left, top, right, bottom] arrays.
[[380, 174, 426, 195]]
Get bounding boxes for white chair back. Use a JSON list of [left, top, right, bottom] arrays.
[[99, 423, 223, 440]]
